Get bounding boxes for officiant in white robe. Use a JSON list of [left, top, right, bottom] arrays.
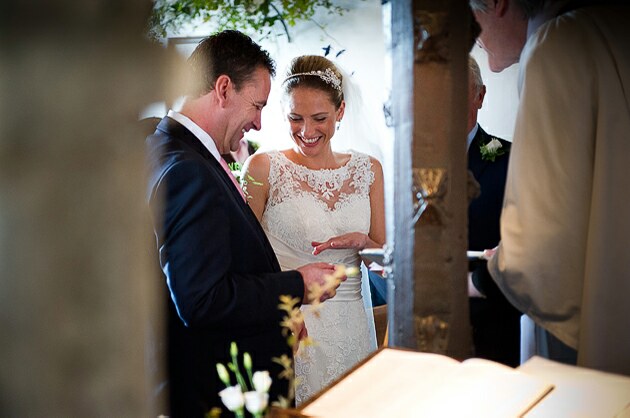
[[471, 0, 630, 375]]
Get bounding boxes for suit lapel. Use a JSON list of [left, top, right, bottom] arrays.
[[159, 117, 248, 207], [159, 117, 281, 269], [468, 127, 492, 181]]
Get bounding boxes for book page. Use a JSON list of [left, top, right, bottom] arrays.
[[301, 348, 553, 418], [519, 356, 630, 417], [419, 358, 553, 417], [301, 349, 459, 418]]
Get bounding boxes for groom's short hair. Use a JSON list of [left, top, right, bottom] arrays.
[[187, 30, 276, 97]]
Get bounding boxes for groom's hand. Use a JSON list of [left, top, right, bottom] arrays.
[[297, 263, 345, 304]]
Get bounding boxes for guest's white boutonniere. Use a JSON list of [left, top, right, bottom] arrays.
[[479, 138, 506, 162]]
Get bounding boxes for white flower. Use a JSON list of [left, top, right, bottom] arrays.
[[479, 137, 506, 162], [219, 385, 245, 412], [244, 391, 269, 414], [252, 370, 272, 393], [485, 138, 502, 152]]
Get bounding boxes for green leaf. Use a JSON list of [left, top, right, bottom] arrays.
[[148, 0, 351, 41]]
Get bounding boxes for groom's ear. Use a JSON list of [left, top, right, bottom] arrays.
[[214, 75, 231, 107]]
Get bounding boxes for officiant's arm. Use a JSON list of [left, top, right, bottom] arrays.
[[241, 152, 270, 221], [311, 157, 386, 261]]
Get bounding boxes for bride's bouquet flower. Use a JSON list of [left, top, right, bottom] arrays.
[[479, 137, 506, 162]]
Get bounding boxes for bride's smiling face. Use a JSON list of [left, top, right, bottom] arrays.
[[284, 86, 344, 157]]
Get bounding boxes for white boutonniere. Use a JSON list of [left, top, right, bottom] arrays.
[[479, 138, 506, 162]]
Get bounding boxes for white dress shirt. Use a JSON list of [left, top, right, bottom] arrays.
[[167, 110, 221, 163], [467, 123, 479, 153]]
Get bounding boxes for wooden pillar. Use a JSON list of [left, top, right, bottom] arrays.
[[0, 1, 168, 415], [388, 0, 476, 359], [386, 0, 416, 349]]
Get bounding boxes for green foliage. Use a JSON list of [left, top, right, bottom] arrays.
[[149, 0, 348, 41]]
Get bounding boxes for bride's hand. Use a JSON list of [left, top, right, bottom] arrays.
[[311, 232, 368, 255]]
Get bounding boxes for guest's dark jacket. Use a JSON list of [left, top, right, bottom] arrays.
[[467, 125, 521, 367], [468, 126, 510, 252], [146, 117, 304, 417]]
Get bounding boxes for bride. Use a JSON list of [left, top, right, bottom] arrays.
[[242, 55, 385, 405]]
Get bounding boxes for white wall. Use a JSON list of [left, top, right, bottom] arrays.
[[471, 44, 520, 141]]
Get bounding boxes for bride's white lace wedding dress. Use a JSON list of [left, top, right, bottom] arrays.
[[261, 150, 377, 405]]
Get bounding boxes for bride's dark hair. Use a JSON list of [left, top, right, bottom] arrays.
[[282, 55, 344, 109]]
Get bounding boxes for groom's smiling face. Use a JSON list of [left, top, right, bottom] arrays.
[[222, 66, 271, 153]]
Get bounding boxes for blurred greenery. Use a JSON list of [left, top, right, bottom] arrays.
[[149, 0, 348, 41]]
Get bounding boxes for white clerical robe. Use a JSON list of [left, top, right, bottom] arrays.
[[488, 4, 630, 375]]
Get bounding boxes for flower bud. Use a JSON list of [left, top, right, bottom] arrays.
[[243, 352, 252, 371], [216, 363, 231, 387]]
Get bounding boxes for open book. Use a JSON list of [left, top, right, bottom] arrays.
[[300, 348, 553, 418], [518, 356, 630, 417]]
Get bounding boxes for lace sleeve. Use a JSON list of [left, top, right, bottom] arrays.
[[350, 151, 375, 196]]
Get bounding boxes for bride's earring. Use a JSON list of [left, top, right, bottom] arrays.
[[336, 120, 341, 131]]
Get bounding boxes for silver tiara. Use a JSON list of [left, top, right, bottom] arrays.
[[282, 68, 342, 92]]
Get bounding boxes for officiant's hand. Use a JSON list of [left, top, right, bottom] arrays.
[[297, 262, 346, 304], [483, 246, 498, 260], [311, 232, 370, 255]]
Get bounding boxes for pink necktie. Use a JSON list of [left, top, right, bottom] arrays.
[[218, 157, 247, 202]]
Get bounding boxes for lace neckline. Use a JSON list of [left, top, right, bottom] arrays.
[[265, 149, 373, 211], [277, 151, 356, 173]]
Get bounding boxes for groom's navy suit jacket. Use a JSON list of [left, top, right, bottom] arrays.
[[146, 117, 304, 417], [467, 125, 521, 367]]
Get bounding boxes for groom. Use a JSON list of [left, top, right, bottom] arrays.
[[146, 30, 340, 417]]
